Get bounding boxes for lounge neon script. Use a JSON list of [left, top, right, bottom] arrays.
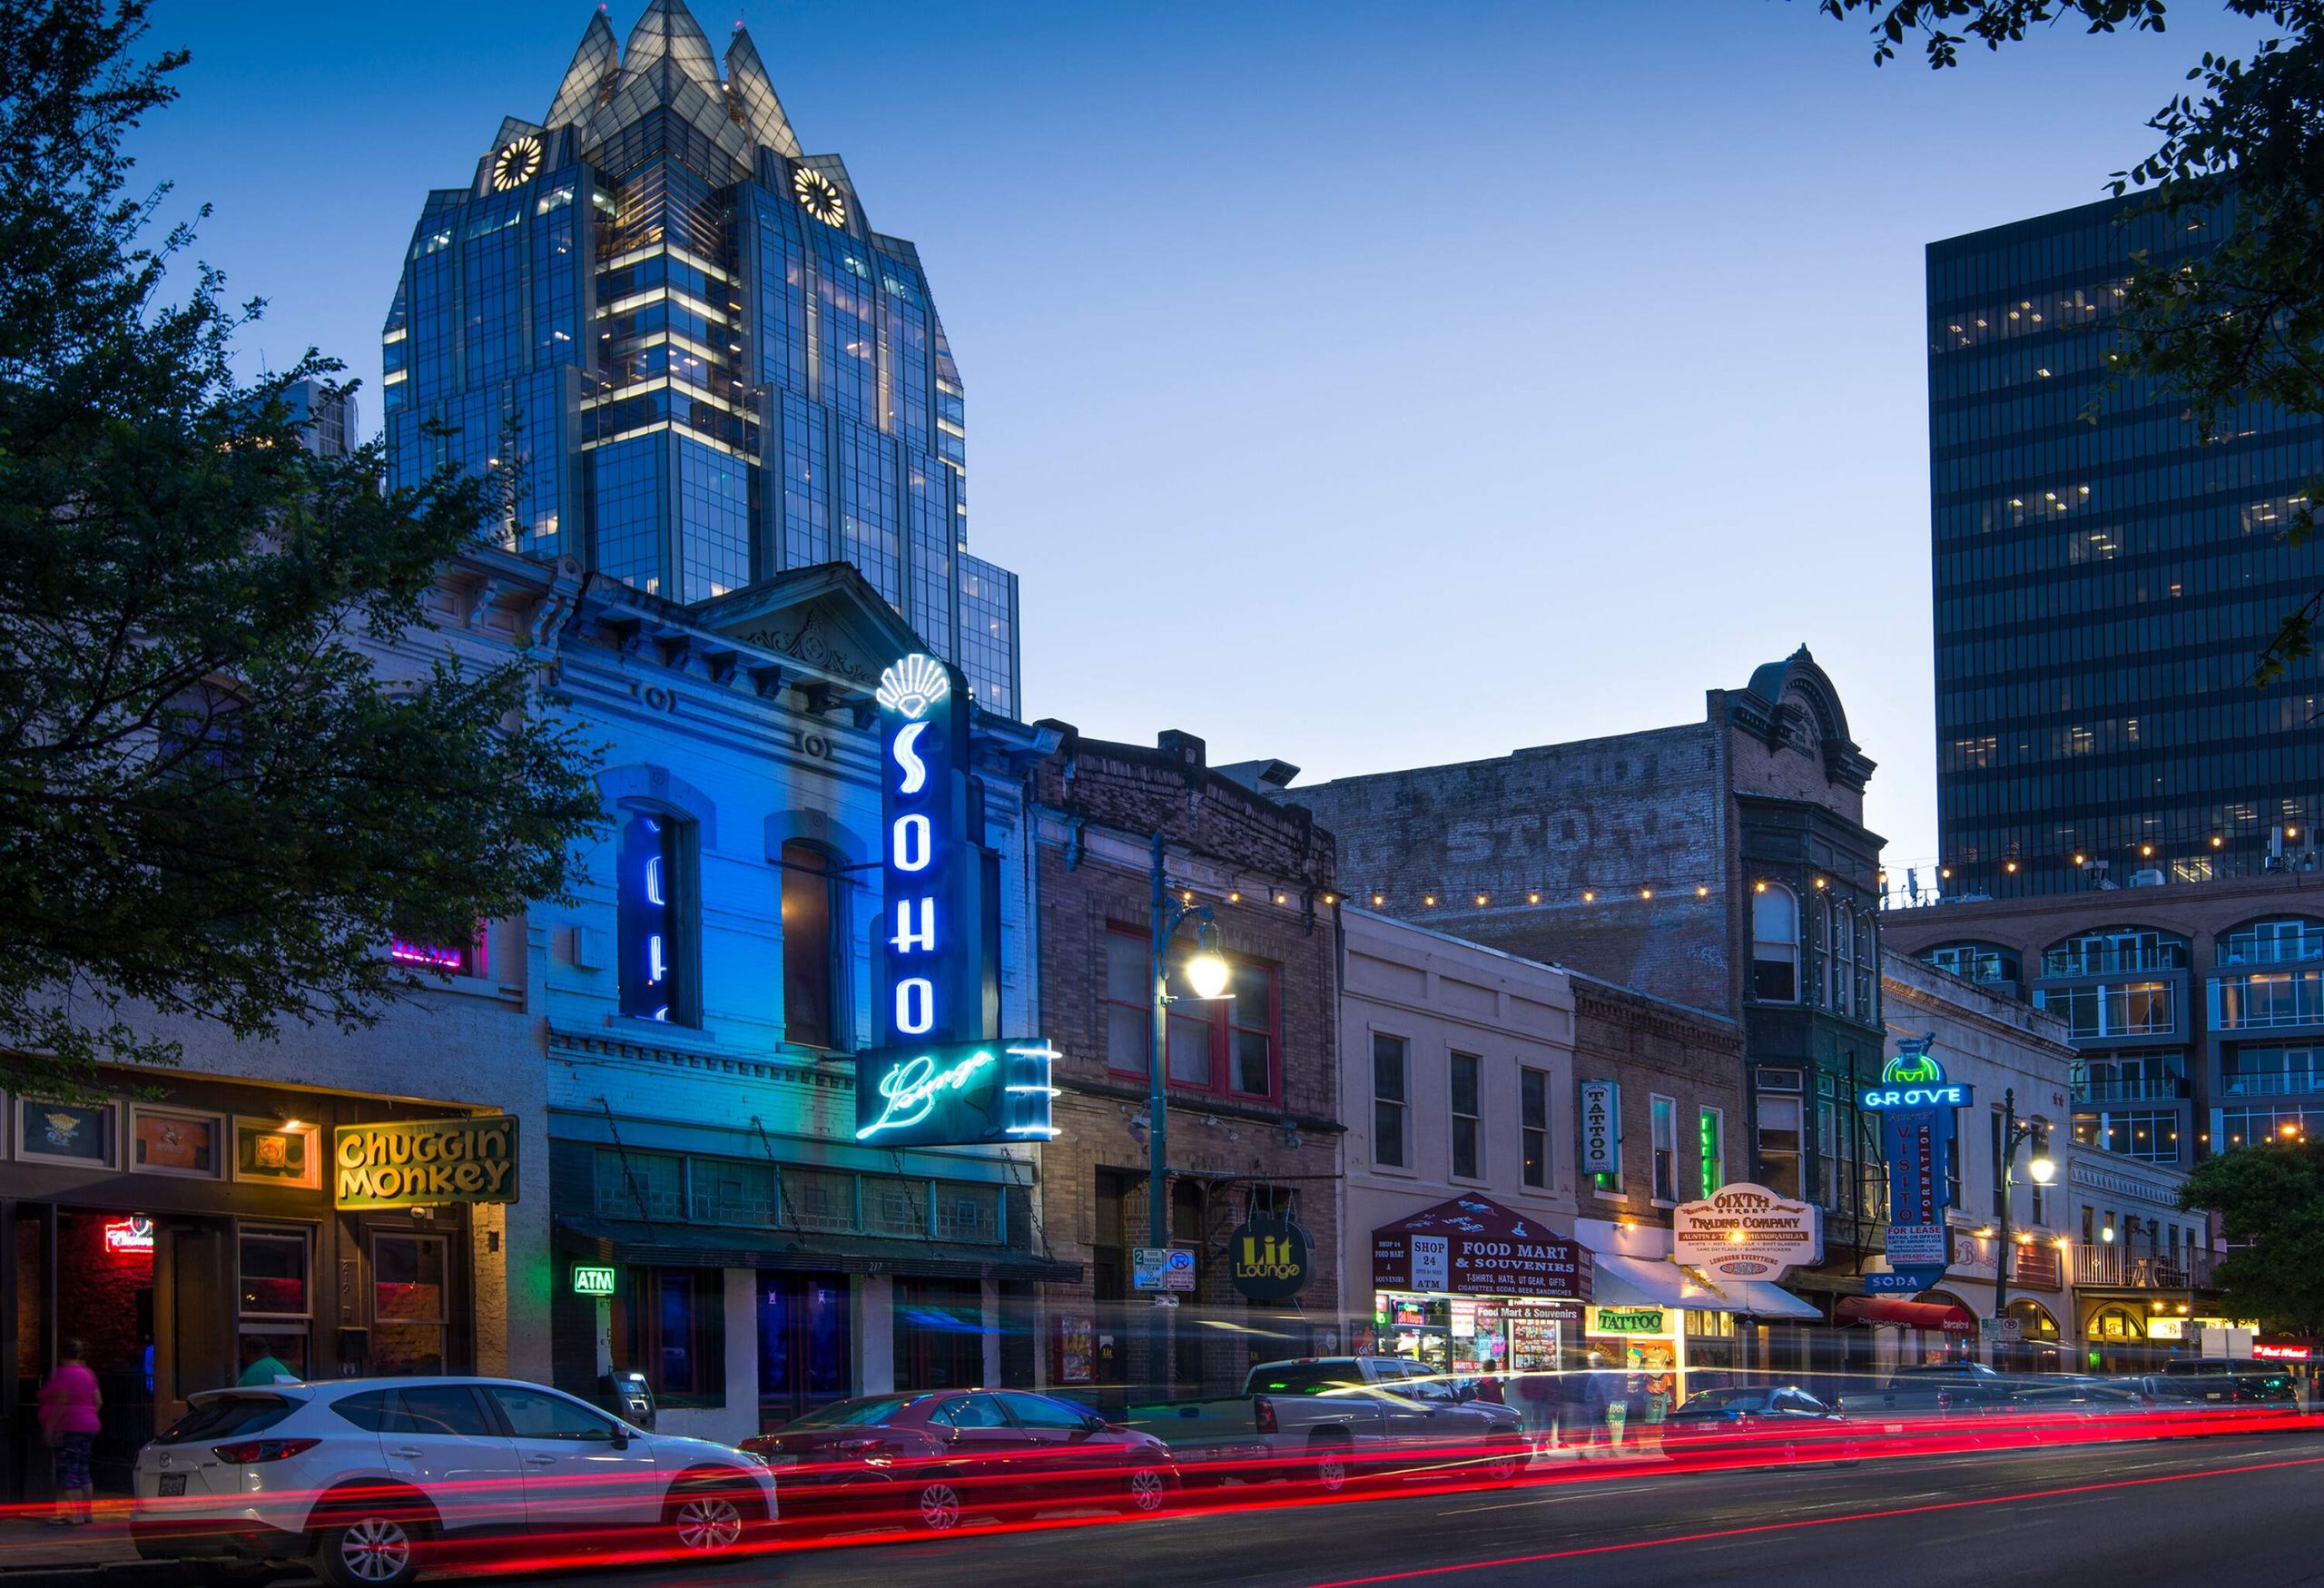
[[858, 1050, 995, 1139]]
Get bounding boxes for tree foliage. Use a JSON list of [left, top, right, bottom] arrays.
[[2181, 1139, 2324, 1334], [0, 1, 603, 1095], [1817, 1, 2324, 681]]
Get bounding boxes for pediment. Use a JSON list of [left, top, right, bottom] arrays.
[[689, 562, 923, 692]]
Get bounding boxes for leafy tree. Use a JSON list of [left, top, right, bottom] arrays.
[[1817, 2, 2324, 679], [2180, 1139, 2324, 1335], [0, 1, 602, 1096]]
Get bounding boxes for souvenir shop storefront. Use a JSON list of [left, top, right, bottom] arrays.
[[1366, 1195, 1593, 1428], [1576, 1217, 1821, 1411]]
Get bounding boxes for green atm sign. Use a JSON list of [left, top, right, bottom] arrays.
[[572, 1266, 616, 1297]]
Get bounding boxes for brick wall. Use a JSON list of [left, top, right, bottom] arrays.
[[1569, 977, 1747, 1220], [1031, 726, 1344, 1396]]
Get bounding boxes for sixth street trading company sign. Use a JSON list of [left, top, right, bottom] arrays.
[[853, 653, 1058, 1148], [1671, 1183, 1822, 1282]]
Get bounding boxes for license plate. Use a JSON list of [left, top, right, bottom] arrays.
[[159, 1474, 186, 1497], [761, 1454, 801, 1467]]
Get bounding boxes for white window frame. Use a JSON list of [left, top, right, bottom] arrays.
[[1372, 1031, 1413, 1174]]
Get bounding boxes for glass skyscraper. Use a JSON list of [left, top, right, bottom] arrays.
[[383, 0, 1020, 715], [1929, 196, 2324, 896]]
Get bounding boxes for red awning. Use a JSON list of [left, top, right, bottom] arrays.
[[1837, 1296, 1976, 1334]]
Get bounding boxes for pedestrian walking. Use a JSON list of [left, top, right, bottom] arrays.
[[1579, 1351, 1616, 1457], [37, 1339, 101, 1526]]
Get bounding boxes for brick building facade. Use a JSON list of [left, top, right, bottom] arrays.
[[1029, 727, 1342, 1402]]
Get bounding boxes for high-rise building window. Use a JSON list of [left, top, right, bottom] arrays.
[[1374, 1034, 1410, 1169], [780, 842, 840, 1050], [1450, 1052, 1482, 1180], [1752, 884, 1799, 1002], [617, 804, 692, 1024], [1521, 1069, 1551, 1189]]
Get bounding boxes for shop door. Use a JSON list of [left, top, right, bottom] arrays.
[[895, 1280, 986, 1391], [157, 1226, 230, 1418], [756, 1272, 851, 1426]]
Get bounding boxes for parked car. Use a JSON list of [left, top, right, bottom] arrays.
[[1659, 1386, 1859, 1465], [2132, 1366, 2302, 1431], [130, 1376, 775, 1588], [742, 1389, 1179, 1533], [1121, 1356, 1530, 1493], [1838, 1361, 2025, 1421]]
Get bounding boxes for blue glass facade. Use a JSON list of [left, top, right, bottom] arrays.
[[385, 0, 1017, 706], [1929, 197, 2324, 896]]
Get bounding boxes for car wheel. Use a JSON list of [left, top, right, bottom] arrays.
[[1837, 1440, 1863, 1467], [916, 1481, 964, 1531], [1484, 1445, 1526, 1484], [1123, 1467, 1170, 1514], [669, 1483, 748, 1555], [1310, 1436, 1353, 1494], [314, 1514, 425, 1588], [1780, 1441, 1801, 1465]]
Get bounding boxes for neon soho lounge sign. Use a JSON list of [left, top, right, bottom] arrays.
[[852, 654, 1059, 1149]]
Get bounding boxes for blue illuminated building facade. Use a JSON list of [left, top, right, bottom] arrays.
[[384, 0, 1020, 715]]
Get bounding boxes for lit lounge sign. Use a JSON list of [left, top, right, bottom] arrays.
[[334, 1117, 517, 1208], [854, 653, 1056, 1146]]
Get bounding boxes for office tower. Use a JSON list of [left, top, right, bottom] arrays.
[[383, 0, 1020, 715], [1930, 197, 2324, 896]]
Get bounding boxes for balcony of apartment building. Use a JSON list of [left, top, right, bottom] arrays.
[[2032, 928, 2188, 1048], [2209, 916, 2324, 1040], [1919, 941, 2021, 1001], [2070, 1240, 2218, 1290]]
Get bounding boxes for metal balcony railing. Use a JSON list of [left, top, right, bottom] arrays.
[[2072, 1244, 2217, 1289], [2220, 1071, 2324, 1098], [2211, 971, 2324, 1031], [2073, 1078, 2189, 1103]]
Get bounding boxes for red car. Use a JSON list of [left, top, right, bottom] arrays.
[[743, 1390, 1180, 1532]]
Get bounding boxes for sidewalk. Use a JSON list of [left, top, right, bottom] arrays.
[[0, 1506, 175, 1583]]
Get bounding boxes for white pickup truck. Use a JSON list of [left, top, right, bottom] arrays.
[[1123, 1357, 1529, 1493]]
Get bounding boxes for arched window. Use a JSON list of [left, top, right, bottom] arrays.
[[1751, 884, 1799, 1002], [617, 804, 694, 1024], [781, 842, 842, 1050]]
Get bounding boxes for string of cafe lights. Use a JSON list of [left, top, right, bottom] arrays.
[[1888, 825, 2308, 906]]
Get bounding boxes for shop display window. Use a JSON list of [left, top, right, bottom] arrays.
[[372, 1233, 449, 1376], [232, 1119, 320, 1189], [130, 1106, 224, 1178], [17, 1098, 117, 1168]]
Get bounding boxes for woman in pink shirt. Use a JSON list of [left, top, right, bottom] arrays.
[[37, 1338, 101, 1524]]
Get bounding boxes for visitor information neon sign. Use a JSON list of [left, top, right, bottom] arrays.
[[854, 653, 1057, 1146]]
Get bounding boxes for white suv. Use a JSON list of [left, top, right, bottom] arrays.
[[130, 1376, 776, 1587]]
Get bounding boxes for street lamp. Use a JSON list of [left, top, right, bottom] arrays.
[[1990, 1086, 2053, 1356], [1146, 834, 1235, 1395]]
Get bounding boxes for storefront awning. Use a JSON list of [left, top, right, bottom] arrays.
[[1586, 1249, 1822, 1320], [1836, 1295, 1976, 1334], [556, 1216, 1083, 1284]]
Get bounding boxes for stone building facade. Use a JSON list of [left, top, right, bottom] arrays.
[[1029, 727, 1341, 1402], [1294, 650, 1890, 1292]]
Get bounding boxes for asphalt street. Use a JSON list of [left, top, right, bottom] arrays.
[[460, 1429, 2324, 1588]]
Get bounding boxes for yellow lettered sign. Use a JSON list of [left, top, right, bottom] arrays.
[[334, 1117, 518, 1209]]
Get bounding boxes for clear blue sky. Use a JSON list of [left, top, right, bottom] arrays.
[[144, 0, 2270, 873]]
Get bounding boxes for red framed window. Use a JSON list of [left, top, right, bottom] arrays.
[[1102, 926, 1280, 1102]]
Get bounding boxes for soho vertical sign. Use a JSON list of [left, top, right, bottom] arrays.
[[853, 654, 1058, 1149]]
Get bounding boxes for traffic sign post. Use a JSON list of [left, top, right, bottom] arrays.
[[1133, 1247, 1196, 1293]]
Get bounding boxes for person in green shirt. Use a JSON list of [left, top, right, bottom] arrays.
[[236, 1338, 296, 1387]]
